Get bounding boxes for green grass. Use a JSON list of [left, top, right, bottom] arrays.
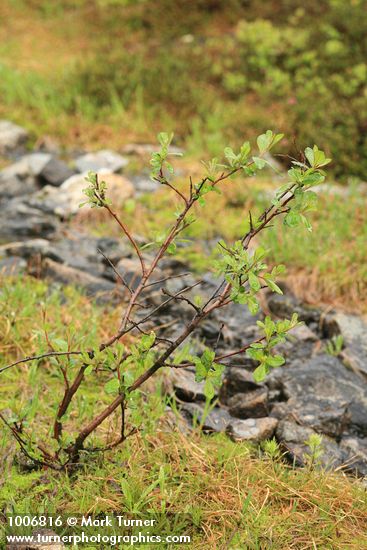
[[1, 0, 367, 177], [1, 272, 367, 549]]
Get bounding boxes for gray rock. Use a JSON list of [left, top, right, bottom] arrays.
[[169, 368, 208, 402], [37, 172, 134, 217], [322, 312, 367, 377], [276, 420, 347, 470], [279, 355, 367, 437], [0, 173, 37, 198], [37, 258, 117, 297], [46, 242, 101, 274], [227, 417, 278, 443], [227, 389, 269, 419], [214, 301, 260, 347], [0, 160, 37, 200], [199, 319, 221, 342], [116, 257, 163, 289], [0, 198, 59, 239], [0, 256, 27, 275], [278, 396, 350, 438], [180, 402, 232, 432], [0, 153, 54, 198], [74, 150, 128, 173], [38, 157, 75, 186], [340, 436, 367, 477], [272, 322, 318, 364], [219, 367, 263, 404], [115, 257, 145, 289], [266, 292, 321, 327], [97, 237, 132, 264], [0, 239, 50, 259], [0, 120, 28, 154], [2, 153, 52, 178], [130, 174, 160, 195]]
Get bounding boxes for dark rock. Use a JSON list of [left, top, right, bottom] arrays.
[[0, 154, 53, 198], [37, 258, 117, 297], [340, 436, 367, 477], [116, 257, 164, 289], [38, 156, 75, 187], [169, 368, 208, 402], [180, 402, 232, 432], [199, 319, 221, 342], [0, 173, 37, 198], [279, 355, 367, 437], [219, 366, 263, 404], [279, 396, 350, 438], [272, 322, 318, 364], [0, 120, 28, 154], [97, 237, 132, 264], [227, 417, 278, 443], [2, 153, 52, 178], [276, 420, 347, 469], [0, 256, 26, 275], [322, 312, 367, 377], [0, 198, 60, 239], [266, 292, 321, 327], [45, 240, 102, 274], [0, 234, 134, 284], [227, 389, 269, 419], [0, 239, 50, 259], [212, 301, 260, 348], [163, 273, 197, 295]]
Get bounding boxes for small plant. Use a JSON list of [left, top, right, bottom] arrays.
[[0, 131, 330, 469], [304, 433, 324, 471], [262, 438, 282, 461], [325, 334, 344, 356]]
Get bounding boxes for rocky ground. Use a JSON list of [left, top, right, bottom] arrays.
[[1, 120, 367, 478]]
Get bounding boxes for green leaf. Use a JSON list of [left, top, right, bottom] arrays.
[[263, 275, 283, 294], [204, 379, 216, 400], [224, 147, 237, 165], [304, 147, 315, 167], [140, 331, 156, 351], [284, 210, 302, 227], [257, 130, 273, 154], [158, 132, 173, 148], [247, 295, 259, 315], [167, 242, 176, 254], [104, 378, 120, 395], [240, 141, 251, 161], [248, 272, 261, 291], [266, 355, 285, 368], [253, 363, 269, 383], [272, 133, 284, 147], [253, 156, 266, 169], [84, 364, 94, 376], [194, 295, 203, 308]]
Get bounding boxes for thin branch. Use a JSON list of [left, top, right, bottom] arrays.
[[145, 271, 192, 288], [103, 203, 146, 276], [97, 248, 133, 295], [0, 351, 84, 375], [159, 178, 188, 205]]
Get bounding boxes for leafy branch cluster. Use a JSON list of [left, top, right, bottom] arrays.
[[0, 130, 330, 469]]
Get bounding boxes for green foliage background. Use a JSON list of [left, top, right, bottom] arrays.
[[1, 0, 366, 179]]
